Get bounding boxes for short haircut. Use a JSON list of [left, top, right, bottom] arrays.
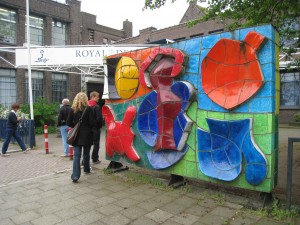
[[11, 103, 20, 110], [90, 91, 99, 98]]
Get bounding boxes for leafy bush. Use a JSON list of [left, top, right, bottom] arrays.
[[294, 113, 300, 122], [35, 125, 57, 134], [0, 104, 30, 119], [20, 97, 59, 127]]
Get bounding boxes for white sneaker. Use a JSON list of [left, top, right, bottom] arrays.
[[23, 148, 31, 153], [1, 153, 10, 157]]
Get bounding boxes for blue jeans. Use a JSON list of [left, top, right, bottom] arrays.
[[2, 128, 27, 154], [71, 145, 91, 181], [60, 125, 69, 156]]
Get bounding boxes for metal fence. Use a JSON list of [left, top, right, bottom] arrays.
[[0, 119, 36, 148]]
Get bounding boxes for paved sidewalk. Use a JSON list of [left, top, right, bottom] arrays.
[[0, 127, 299, 225]]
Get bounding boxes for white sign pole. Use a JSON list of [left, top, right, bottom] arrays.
[[26, 0, 34, 120]]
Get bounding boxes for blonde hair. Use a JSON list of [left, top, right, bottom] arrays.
[[72, 92, 88, 113]]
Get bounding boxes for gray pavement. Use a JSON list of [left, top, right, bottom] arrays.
[[0, 127, 299, 225]]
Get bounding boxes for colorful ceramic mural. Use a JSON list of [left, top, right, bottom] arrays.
[[102, 25, 279, 193]]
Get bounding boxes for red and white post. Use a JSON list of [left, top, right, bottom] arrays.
[[68, 127, 73, 160], [44, 125, 49, 154]]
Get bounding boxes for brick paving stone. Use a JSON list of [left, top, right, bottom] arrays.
[[119, 206, 149, 219], [160, 202, 187, 214], [145, 208, 174, 223], [1, 218, 15, 225], [113, 197, 140, 208], [131, 216, 159, 225], [199, 212, 230, 225], [184, 204, 211, 217], [210, 206, 238, 218], [101, 212, 131, 225], [31, 214, 62, 225], [10, 210, 40, 224], [169, 212, 200, 225], [76, 210, 105, 224], [96, 203, 125, 216]]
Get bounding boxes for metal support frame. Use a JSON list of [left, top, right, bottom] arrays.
[[168, 174, 186, 188], [286, 137, 300, 209], [106, 161, 129, 173]]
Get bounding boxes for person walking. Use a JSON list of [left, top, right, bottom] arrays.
[[67, 92, 95, 182], [57, 98, 72, 157], [1, 103, 30, 156], [88, 91, 103, 164]]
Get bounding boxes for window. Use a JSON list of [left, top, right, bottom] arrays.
[[25, 15, 44, 46], [280, 70, 300, 108], [52, 73, 67, 103], [103, 38, 108, 44], [0, 69, 16, 107], [25, 71, 44, 103], [0, 7, 17, 44], [52, 20, 68, 45], [89, 29, 95, 42]]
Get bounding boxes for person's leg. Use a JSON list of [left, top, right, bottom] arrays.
[[92, 129, 100, 163], [83, 145, 91, 173], [1, 128, 14, 155], [60, 125, 69, 156], [71, 145, 82, 182], [13, 129, 27, 151]]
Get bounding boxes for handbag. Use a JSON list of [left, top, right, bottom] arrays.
[[66, 107, 87, 145]]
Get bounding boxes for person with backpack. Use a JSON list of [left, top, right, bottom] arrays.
[[57, 98, 72, 157], [88, 91, 103, 164]]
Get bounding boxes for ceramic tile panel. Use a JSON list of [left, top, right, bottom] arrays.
[[102, 25, 279, 193]]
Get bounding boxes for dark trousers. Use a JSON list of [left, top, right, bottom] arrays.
[[92, 128, 101, 162], [2, 128, 27, 154]]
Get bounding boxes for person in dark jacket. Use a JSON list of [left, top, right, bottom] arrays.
[[1, 103, 31, 156], [88, 91, 103, 164], [57, 98, 72, 157], [67, 92, 95, 182]]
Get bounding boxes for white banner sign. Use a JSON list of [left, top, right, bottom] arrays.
[[15, 46, 145, 67]]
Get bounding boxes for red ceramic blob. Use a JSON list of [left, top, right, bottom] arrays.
[[102, 105, 140, 162], [202, 31, 266, 109]]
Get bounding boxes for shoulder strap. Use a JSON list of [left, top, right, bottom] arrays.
[[79, 107, 87, 122]]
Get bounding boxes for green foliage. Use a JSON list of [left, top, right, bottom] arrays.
[[35, 125, 57, 134], [270, 199, 299, 221], [294, 113, 300, 122], [0, 104, 30, 119], [20, 97, 59, 127]]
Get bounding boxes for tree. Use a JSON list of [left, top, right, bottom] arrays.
[[144, 0, 300, 65]]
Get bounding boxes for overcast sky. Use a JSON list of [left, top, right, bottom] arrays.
[[78, 0, 208, 36]]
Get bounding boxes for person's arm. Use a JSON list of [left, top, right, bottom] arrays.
[[8, 112, 18, 126], [95, 105, 103, 127]]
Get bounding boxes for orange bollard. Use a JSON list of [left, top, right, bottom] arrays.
[[44, 124, 49, 154], [68, 127, 73, 160]]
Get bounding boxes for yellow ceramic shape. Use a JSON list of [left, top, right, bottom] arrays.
[[115, 57, 139, 99]]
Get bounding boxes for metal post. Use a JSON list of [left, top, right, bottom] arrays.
[[286, 137, 300, 209], [26, 0, 34, 120]]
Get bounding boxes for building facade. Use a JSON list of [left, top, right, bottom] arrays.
[[0, 0, 132, 107]]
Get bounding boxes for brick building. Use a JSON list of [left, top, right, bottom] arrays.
[[0, 0, 132, 107]]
